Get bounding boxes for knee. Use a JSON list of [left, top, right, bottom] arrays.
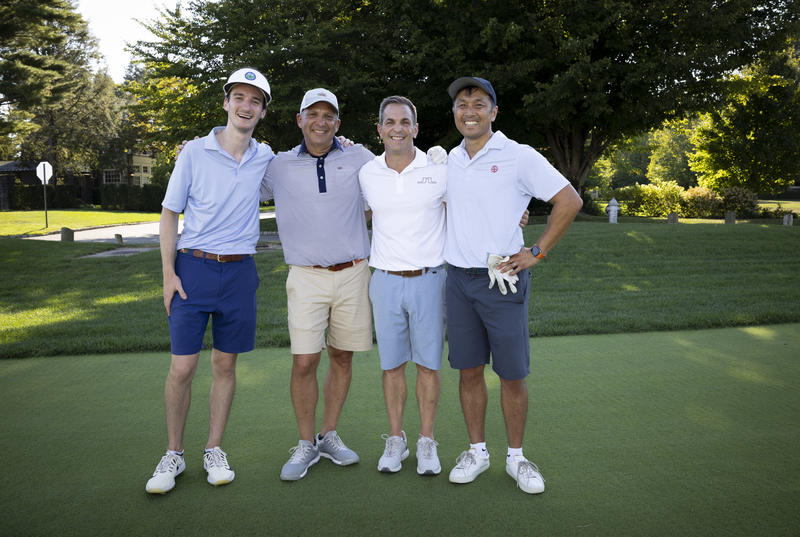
[[292, 354, 320, 377], [168, 358, 198, 385], [327, 347, 353, 370], [500, 377, 528, 396], [459, 365, 485, 386], [211, 353, 237, 378]]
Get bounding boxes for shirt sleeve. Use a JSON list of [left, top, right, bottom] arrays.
[[161, 146, 192, 213], [517, 145, 570, 202]]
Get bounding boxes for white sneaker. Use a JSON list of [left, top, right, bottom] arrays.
[[448, 448, 490, 484], [506, 455, 545, 494], [203, 447, 235, 486], [378, 431, 409, 472], [416, 436, 441, 476], [145, 452, 185, 494]]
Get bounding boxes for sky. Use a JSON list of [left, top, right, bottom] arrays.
[[76, 0, 180, 83]]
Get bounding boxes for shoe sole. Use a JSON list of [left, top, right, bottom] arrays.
[[505, 466, 545, 494], [378, 449, 409, 472], [448, 461, 490, 484], [417, 463, 441, 476], [280, 454, 320, 481], [206, 471, 235, 486], [320, 451, 359, 466]]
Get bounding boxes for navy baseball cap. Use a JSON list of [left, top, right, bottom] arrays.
[[447, 76, 497, 105]]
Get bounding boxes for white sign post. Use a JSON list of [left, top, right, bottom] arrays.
[[36, 161, 53, 228]]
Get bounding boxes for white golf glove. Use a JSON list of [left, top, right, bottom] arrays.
[[427, 145, 448, 165], [487, 254, 519, 295]]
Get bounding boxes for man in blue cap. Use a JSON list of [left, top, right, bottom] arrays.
[[443, 76, 583, 494]]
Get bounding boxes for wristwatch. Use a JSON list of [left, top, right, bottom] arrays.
[[530, 244, 546, 259]]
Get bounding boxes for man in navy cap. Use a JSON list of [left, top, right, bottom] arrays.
[[443, 76, 582, 495]]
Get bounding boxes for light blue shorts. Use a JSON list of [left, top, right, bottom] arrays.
[[368, 265, 446, 371]]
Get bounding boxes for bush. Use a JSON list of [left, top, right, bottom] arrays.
[[681, 186, 723, 218], [721, 186, 759, 218], [615, 181, 684, 216], [12, 184, 83, 210], [100, 184, 166, 211]]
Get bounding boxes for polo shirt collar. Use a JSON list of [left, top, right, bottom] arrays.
[[204, 126, 258, 158], [376, 147, 427, 172], [457, 130, 509, 160], [298, 136, 343, 157]]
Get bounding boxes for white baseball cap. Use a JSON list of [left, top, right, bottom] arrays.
[[223, 68, 271, 105], [299, 88, 339, 114]]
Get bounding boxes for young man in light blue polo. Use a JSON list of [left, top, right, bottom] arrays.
[[443, 76, 583, 494], [145, 67, 274, 494]]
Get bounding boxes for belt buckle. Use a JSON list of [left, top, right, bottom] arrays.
[[216, 253, 227, 263]]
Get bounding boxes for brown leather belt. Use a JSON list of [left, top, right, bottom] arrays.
[[383, 268, 429, 278], [312, 258, 365, 272], [181, 248, 249, 263]]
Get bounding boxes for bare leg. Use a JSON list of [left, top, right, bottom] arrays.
[[206, 348, 238, 449], [415, 364, 441, 439], [291, 352, 322, 441], [500, 377, 528, 449], [383, 362, 407, 437], [458, 365, 487, 444], [320, 345, 353, 436], [165, 353, 200, 451]]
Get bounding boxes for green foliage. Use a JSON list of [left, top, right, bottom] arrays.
[[11, 183, 84, 210], [99, 184, 166, 211], [681, 186, 723, 218], [126, 0, 800, 192], [648, 117, 699, 187], [591, 133, 652, 190], [615, 181, 684, 217], [721, 186, 760, 217], [691, 44, 800, 195]]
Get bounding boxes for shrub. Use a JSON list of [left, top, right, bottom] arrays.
[[721, 186, 759, 217], [615, 181, 684, 216], [681, 186, 723, 218]]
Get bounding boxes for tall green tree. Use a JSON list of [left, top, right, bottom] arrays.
[[0, 0, 88, 135], [128, 0, 800, 191], [690, 44, 800, 195], [647, 118, 699, 187]]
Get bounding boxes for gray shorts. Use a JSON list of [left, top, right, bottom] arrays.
[[369, 265, 446, 370], [445, 264, 531, 380]]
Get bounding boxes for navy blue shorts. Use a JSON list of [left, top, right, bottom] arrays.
[[168, 251, 259, 356], [445, 264, 531, 380]]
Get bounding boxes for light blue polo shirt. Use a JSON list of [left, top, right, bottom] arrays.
[[444, 130, 569, 268], [162, 127, 274, 254], [261, 139, 373, 266]]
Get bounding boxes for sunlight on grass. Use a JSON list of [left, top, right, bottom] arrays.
[[727, 365, 782, 386], [625, 230, 655, 244], [0, 306, 87, 330], [622, 284, 641, 292], [93, 292, 158, 306], [739, 326, 779, 341]]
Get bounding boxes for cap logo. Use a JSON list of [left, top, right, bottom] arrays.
[[245, 72, 256, 81], [491, 165, 499, 173]]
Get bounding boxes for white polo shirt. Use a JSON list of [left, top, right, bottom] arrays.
[[162, 127, 274, 254], [444, 130, 569, 268], [359, 148, 447, 271]]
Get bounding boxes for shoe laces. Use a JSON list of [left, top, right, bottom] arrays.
[[205, 447, 230, 469], [417, 437, 438, 458], [322, 431, 344, 450], [381, 434, 406, 456], [454, 450, 477, 470], [155, 453, 181, 474], [516, 458, 543, 481], [288, 442, 313, 463]]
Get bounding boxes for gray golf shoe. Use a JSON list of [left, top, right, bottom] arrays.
[[318, 430, 360, 466], [280, 440, 320, 481]]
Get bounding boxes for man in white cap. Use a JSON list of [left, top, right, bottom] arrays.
[[146, 67, 274, 494], [261, 88, 376, 481], [443, 76, 582, 495]]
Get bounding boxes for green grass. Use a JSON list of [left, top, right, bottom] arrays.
[[0, 209, 161, 236], [2, 325, 798, 536], [2, 221, 799, 358], [760, 199, 800, 213]]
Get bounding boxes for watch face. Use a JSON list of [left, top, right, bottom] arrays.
[[531, 245, 541, 257]]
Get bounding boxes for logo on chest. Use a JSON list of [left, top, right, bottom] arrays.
[[491, 165, 499, 173], [417, 177, 437, 184]]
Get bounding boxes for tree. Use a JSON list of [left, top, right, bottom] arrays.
[[690, 45, 800, 195], [590, 133, 652, 190], [647, 118, 699, 188], [0, 0, 88, 134], [127, 0, 800, 192]]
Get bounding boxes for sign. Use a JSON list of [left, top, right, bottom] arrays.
[[37, 161, 53, 185]]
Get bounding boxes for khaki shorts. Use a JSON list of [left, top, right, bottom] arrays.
[[286, 261, 373, 355]]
